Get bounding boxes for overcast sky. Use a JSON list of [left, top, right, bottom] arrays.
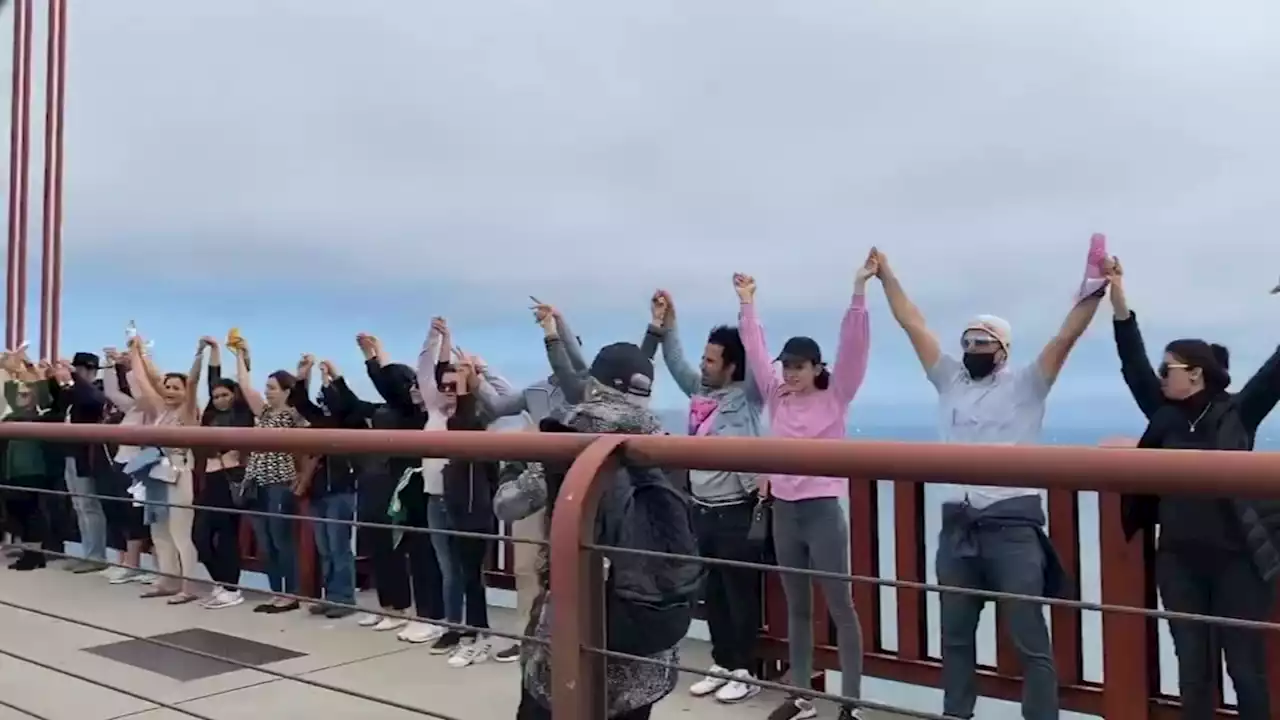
[[4, 0, 1279, 429]]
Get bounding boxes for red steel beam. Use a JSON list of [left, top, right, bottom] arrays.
[[6, 0, 32, 351], [48, 0, 64, 360], [38, 0, 58, 360]]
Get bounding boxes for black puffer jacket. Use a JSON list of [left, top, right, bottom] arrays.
[[1114, 313, 1280, 580]]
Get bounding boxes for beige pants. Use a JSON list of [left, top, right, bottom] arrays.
[[151, 469, 198, 593], [511, 509, 545, 624]]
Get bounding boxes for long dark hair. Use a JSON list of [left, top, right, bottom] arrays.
[[268, 370, 298, 406], [202, 378, 255, 427]]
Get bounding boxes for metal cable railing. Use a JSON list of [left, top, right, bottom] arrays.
[[4, 424, 1278, 718], [3, 483, 1269, 720]]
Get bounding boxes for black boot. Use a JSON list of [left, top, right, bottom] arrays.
[[9, 550, 46, 571]]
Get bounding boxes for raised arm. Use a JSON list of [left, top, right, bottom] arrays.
[[203, 337, 223, 397], [830, 253, 877, 405], [417, 318, 446, 411], [125, 340, 165, 415], [1036, 290, 1104, 390], [552, 310, 588, 372], [232, 342, 265, 416], [537, 306, 589, 404], [1105, 259, 1164, 418], [475, 356, 515, 397], [101, 349, 136, 412], [183, 338, 208, 425], [734, 274, 782, 400], [646, 290, 701, 398], [875, 250, 942, 374], [290, 355, 326, 424]]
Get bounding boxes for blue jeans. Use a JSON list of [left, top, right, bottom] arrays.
[[250, 484, 298, 595], [427, 495, 462, 623], [64, 461, 106, 561], [309, 492, 356, 605]]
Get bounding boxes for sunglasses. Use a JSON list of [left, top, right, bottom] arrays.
[[438, 381, 458, 393], [961, 336, 1001, 352], [1158, 362, 1192, 379]]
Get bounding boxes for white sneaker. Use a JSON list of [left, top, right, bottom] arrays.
[[372, 617, 408, 632], [446, 637, 490, 668], [689, 665, 730, 697], [105, 567, 141, 585], [714, 669, 761, 703], [398, 621, 445, 644], [357, 612, 382, 627], [138, 573, 158, 585], [204, 589, 244, 610]]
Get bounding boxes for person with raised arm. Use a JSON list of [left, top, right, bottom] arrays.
[[876, 241, 1104, 720], [361, 332, 445, 643], [736, 253, 874, 720], [124, 333, 204, 605], [0, 352, 55, 571], [291, 354, 360, 619], [190, 337, 256, 609], [98, 346, 151, 584], [640, 289, 766, 703], [1108, 258, 1280, 720], [230, 335, 305, 614], [472, 302, 588, 423], [46, 350, 108, 573]]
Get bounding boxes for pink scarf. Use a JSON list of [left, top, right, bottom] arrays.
[[688, 396, 718, 436]]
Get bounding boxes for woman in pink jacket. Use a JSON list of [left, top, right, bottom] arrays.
[[735, 249, 876, 720]]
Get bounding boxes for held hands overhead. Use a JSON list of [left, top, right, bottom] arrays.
[[734, 247, 880, 302]]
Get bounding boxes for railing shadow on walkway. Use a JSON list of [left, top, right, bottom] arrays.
[[1, 423, 1278, 719]]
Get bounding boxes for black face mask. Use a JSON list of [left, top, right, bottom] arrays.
[[963, 352, 998, 380]]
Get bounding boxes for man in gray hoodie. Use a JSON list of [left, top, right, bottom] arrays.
[[639, 289, 767, 704]]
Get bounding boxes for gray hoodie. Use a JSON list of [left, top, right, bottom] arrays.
[[475, 316, 588, 424], [641, 321, 765, 504]]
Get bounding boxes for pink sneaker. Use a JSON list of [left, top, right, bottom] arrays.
[[1075, 232, 1109, 303]]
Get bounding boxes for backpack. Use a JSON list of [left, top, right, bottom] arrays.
[[602, 464, 705, 657]]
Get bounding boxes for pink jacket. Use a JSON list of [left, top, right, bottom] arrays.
[[738, 293, 870, 501]]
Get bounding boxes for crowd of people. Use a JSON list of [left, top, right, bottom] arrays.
[[1, 240, 1279, 720]]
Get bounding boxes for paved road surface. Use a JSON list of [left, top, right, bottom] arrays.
[[0, 559, 910, 719]]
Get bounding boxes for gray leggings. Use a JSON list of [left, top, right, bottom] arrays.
[[772, 497, 863, 699]]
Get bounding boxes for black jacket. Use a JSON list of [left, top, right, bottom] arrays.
[[442, 393, 500, 531], [46, 376, 108, 477], [1115, 313, 1280, 580], [290, 376, 359, 497], [325, 360, 427, 485]]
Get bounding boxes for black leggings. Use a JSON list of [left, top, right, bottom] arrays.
[[515, 690, 652, 720], [453, 534, 492, 634], [363, 472, 443, 619], [194, 468, 243, 587], [4, 489, 46, 546], [106, 463, 147, 543]]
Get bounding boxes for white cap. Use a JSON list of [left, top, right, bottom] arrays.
[[963, 315, 1012, 351]]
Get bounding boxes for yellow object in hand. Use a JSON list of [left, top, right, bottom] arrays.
[[226, 328, 244, 349]]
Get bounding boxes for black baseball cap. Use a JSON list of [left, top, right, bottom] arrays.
[[775, 336, 822, 365], [589, 342, 654, 397], [72, 352, 100, 370]]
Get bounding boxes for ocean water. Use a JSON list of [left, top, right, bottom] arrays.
[[654, 415, 1275, 719]]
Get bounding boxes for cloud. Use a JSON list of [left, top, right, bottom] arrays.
[[13, 0, 1280, 345]]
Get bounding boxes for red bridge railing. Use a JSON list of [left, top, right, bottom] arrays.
[[1, 422, 1276, 720]]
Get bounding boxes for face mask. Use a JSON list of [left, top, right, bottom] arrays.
[[963, 352, 998, 380]]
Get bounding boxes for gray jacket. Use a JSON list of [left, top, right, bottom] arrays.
[[641, 322, 765, 503], [475, 316, 588, 424]]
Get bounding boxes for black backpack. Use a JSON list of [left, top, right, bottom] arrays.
[[602, 464, 705, 657]]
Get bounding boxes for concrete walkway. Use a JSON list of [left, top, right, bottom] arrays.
[[0, 558, 909, 720]]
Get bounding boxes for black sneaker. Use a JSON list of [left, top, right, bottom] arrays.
[[767, 696, 817, 720], [429, 630, 463, 655], [837, 706, 863, 720], [308, 603, 331, 616], [326, 606, 357, 619], [253, 602, 275, 613], [493, 643, 521, 663]]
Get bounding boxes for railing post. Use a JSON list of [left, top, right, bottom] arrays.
[[549, 436, 626, 720], [1097, 438, 1152, 720]]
